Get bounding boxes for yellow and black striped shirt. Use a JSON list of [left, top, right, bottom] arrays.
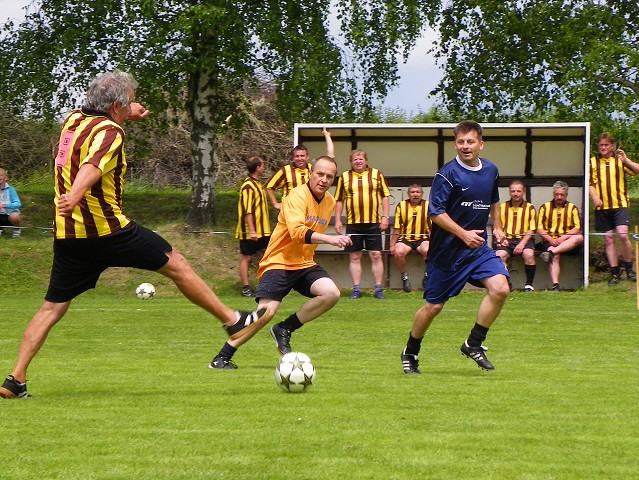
[[393, 199, 431, 241], [265, 163, 311, 199], [53, 109, 130, 239], [500, 200, 536, 240], [589, 155, 636, 209], [334, 168, 390, 224], [236, 177, 271, 240], [537, 201, 581, 238]]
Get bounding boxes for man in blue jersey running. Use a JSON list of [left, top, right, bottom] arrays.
[[401, 120, 510, 373]]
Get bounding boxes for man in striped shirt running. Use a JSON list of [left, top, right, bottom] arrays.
[[0, 71, 265, 399]]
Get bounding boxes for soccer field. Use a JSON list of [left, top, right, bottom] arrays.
[[0, 288, 637, 479]]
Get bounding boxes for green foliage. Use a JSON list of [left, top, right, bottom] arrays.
[[0, 1, 435, 124], [0, 288, 637, 478], [433, 0, 639, 124]]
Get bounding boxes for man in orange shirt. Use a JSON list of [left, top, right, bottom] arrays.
[[210, 156, 352, 369]]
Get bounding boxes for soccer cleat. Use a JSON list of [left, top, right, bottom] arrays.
[[223, 307, 267, 339], [539, 251, 554, 264], [0, 375, 29, 399], [241, 287, 256, 297], [350, 288, 362, 300], [608, 274, 621, 287], [524, 284, 534, 292], [401, 274, 412, 292], [209, 356, 237, 370], [270, 324, 292, 355], [460, 341, 494, 370], [551, 283, 561, 291], [627, 270, 637, 282], [374, 288, 385, 299], [401, 349, 421, 374]]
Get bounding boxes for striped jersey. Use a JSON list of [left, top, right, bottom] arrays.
[[589, 155, 636, 209], [537, 201, 581, 238], [393, 199, 431, 241], [258, 183, 335, 277], [236, 176, 271, 240], [53, 109, 130, 239], [334, 167, 390, 224], [265, 163, 311, 198], [499, 200, 537, 240]]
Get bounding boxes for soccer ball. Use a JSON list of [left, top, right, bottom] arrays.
[[274, 352, 316, 393], [135, 282, 156, 300]]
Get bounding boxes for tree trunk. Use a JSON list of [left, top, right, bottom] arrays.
[[186, 69, 218, 227]]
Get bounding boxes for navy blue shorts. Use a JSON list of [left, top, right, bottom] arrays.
[[239, 236, 270, 256], [344, 223, 383, 252], [425, 245, 509, 305], [255, 265, 330, 302], [594, 208, 630, 232], [46, 222, 172, 303]]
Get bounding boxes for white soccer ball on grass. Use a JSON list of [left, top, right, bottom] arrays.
[[274, 352, 316, 393], [135, 282, 156, 300]]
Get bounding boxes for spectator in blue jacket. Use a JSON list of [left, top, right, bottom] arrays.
[[0, 168, 22, 238]]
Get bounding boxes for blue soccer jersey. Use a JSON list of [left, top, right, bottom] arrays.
[[427, 157, 500, 269]]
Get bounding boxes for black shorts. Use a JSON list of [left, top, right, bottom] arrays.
[[46, 222, 172, 303], [495, 238, 535, 256], [239, 236, 270, 256], [397, 239, 427, 251], [0, 213, 17, 227], [344, 223, 383, 252], [594, 208, 630, 232], [255, 265, 330, 302]]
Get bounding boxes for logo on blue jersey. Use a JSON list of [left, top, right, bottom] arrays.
[[461, 200, 491, 210]]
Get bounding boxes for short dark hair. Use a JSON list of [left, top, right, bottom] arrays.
[[246, 156, 263, 174], [454, 120, 483, 141], [291, 145, 308, 158]]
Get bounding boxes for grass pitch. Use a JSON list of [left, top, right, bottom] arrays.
[[1, 287, 637, 479]]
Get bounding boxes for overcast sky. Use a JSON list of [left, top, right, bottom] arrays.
[[0, 0, 442, 112]]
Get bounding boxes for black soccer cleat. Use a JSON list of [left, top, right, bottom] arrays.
[[401, 349, 421, 374], [270, 324, 292, 355], [460, 341, 494, 370], [0, 375, 30, 399], [224, 307, 267, 337], [209, 355, 238, 370], [401, 274, 412, 292]]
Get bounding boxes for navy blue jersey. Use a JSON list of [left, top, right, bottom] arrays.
[[427, 157, 500, 269]]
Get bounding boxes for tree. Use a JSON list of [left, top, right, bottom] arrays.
[[0, 0, 435, 225], [432, 0, 639, 124]]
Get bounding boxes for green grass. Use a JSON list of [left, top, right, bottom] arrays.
[[1, 287, 637, 479]]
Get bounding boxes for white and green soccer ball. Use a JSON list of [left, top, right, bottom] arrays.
[[135, 282, 156, 300], [274, 352, 316, 393]]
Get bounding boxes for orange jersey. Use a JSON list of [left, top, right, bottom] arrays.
[[258, 184, 335, 277]]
